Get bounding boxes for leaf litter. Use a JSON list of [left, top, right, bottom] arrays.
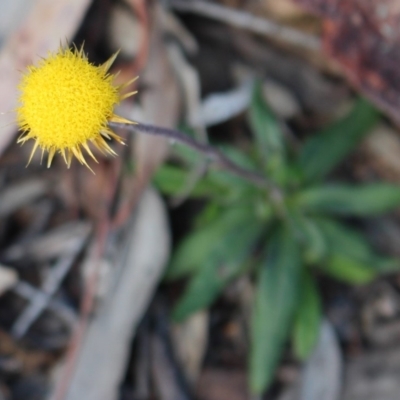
[[0, 1, 399, 399]]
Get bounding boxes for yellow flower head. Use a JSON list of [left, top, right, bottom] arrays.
[[17, 44, 137, 170]]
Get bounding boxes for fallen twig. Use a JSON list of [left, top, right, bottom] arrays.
[[13, 282, 77, 327], [11, 236, 88, 339], [168, 0, 321, 51]]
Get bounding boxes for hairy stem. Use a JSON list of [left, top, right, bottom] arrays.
[[110, 121, 286, 213]]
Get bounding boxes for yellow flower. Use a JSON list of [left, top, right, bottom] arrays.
[[16, 44, 137, 170]]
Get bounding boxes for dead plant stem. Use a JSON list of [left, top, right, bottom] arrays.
[[168, 0, 321, 51]]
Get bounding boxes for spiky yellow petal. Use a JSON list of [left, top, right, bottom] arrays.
[[16, 45, 137, 169]]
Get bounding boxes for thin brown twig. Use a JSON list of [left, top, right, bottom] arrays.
[[168, 0, 321, 51]]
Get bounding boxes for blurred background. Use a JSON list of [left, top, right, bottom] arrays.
[[0, 0, 400, 399]]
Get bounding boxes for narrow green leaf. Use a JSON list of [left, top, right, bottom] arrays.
[[250, 228, 301, 394], [194, 202, 223, 227], [207, 145, 258, 189], [172, 260, 226, 322], [289, 212, 328, 263], [293, 270, 322, 360], [171, 137, 203, 165], [316, 218, 375, 261], [166, 207, 257, 280], [315, 218, 400, 284], [153, 164, 227, 198], [295, 183, 400, 216], [249, 82, 285, 162], [323, 253, 376, 284], [219, 145, 257, 170], [172, 222, 263, 321], [299, 99, 379, 183]]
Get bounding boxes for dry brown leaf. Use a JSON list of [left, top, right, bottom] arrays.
[[260, 0, 311, 21], [171, 311, 209, 385], [0, 265, 18, 296], [0, 179, 47, 217], [4, 221, 92, 262]]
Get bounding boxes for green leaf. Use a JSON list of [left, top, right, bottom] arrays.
[[323, 253, 376, 284], [249, 82, 285, 163], [250, 228, 301, 394], [315, 218, 400, 284], [194, 202, 223, 227], [316, 218, 374, 261], [171, 134, 204, 165], [168, 127, 258, 191], [295, 183, 400, 216], [299, 99, 379, 183], [293, 270, 322, 360], [166, 206, 257, 280], [207, 145, 258, 189], [172, 221, 263, 321], [153, 164, 227, 198], [172, 260, 227, 322], [219, 145, 257, 170], [289, 212, 328, 263]]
